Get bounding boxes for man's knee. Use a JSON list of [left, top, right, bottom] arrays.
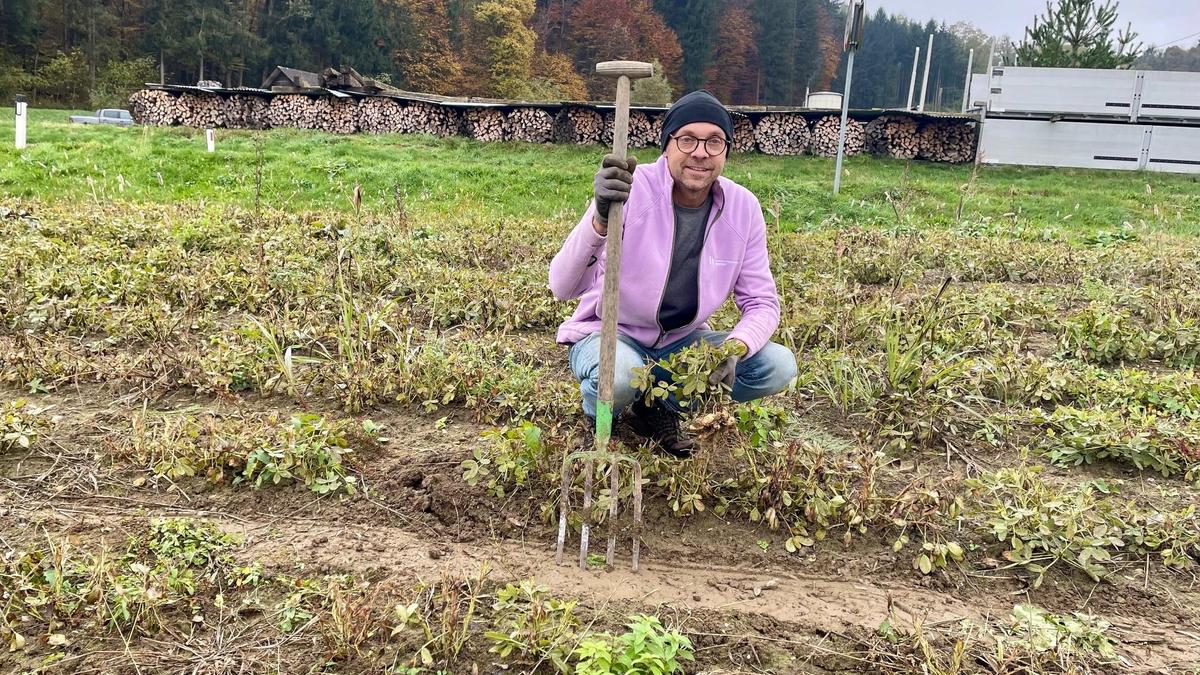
[[741, 342, 797, 397]]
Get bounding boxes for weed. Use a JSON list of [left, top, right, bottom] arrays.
[[573, 615, 694, 675]]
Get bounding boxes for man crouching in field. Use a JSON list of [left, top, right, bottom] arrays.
[[549, 90, 797, 457]]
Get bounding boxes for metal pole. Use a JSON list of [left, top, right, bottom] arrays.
[[833, 49, 856, 195], [918, 33, 933, 112], [961, 48, 975, 113], [14, 98, 27, 149], [906, 47, 920, 109]]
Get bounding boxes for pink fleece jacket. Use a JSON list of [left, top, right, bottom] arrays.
[[548, 154, 781, 357]]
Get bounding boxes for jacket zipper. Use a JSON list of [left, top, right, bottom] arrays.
[[653, 200, 724, 348]]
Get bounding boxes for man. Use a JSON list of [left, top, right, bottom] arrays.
[[549, 90, 797, 457]]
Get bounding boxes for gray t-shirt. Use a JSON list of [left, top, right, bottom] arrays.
[[658, 194, 713, 332]]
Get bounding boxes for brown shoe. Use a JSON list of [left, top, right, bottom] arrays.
[[625, 399, 696, 458]]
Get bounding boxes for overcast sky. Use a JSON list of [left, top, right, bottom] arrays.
[[871, 0, 1200, 49]]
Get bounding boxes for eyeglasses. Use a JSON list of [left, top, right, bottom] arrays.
[[670, 134, 728, 156]]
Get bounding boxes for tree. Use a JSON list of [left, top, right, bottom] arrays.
[[1136, 40, 1200, 72], [379, 0, 463, 93], [654, 0, 718, 91], [475, 0, 538, 98], [631, 59, 672, 104], [704, 0, 757, 104], [1017, 0, 1142, 69], [567, 0, 683, 99], [529, 50, 587, 100]]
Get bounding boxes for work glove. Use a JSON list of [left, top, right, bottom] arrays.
[[708, 340, 748, 392], [592, 154, 637, 228]]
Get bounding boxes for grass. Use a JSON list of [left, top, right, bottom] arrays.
[[1, 107, 1197, 236], [4, 107, 1200, 672]]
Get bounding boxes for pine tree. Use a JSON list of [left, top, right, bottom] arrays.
[[654, 0, 718, 91], [1017, 0, 1141, 68]]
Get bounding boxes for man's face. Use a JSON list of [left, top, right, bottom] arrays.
[[664, 121, 728, 198]]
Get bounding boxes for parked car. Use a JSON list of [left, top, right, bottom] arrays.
[[69, 109, 134, 126]]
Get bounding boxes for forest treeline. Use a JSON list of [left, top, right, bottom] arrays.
[[0, 0, 1190, 111]]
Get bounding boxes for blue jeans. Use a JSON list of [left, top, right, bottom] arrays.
[[567, 330, 798, 418]]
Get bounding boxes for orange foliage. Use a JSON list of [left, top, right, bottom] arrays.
[[566, 0, 684, 99], [704, 0, 759, 105]]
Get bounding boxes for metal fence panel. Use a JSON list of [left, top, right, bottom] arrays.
[[980, 118, 1151, 170], [1147, 126, 1200, 174], [990, 67, 1138, 116], [1139, 72, 1200, 122]]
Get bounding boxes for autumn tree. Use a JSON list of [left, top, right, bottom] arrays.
[[1017, 0, 1141, 68], [567, 0, 683, 99], [704, 0, 758, 104], [475, 0, 538, 98], [378, 0, 463, 93]]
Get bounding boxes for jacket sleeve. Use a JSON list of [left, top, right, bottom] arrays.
[[726, 203, 781, 357], [548, 201, 606, 301]]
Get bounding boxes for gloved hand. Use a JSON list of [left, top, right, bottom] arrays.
[[592, 154, 637, 232], [708, 340, 748, 392]]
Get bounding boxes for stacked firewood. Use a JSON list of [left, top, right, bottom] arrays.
[[754, 114, 810, 156], [128, 88, 982, 165], [810, 115, 866, 157], [629, 111, 661, 148], [266, 95, 319, 129], [918, 121, 976, 164], [324, 98, 359, 134], [505, 107, 554, 143], [177, 93, 226, 128], [731, 115, 755, 153], [128, 89, 180, 126], [222, 95, 269, 129], [357, 98, 404, 134], [396, 101, 459, 137], [865, 115, 920, 159], [463, 108, 506, 142], [554, 107, 604, 145]]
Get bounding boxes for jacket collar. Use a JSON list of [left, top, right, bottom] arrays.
[[649, 154, 727, 213]]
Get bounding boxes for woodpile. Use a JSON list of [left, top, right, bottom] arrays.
[[128, 87, 981, 166], [266, 95, 319, 129], [396, 101, 459, 137], [504, 107, 554, 143], [128, 89, 180, 126], [810, 115, 865, 157], [731, 115, 755, 153], [630, 111, 661, 149], [865, 115, 919, 159], [323, 98, 359, 134], [357, 98, 404, 134], [754, 114, 810, 156], [178, 93, 226, 128], [222, 95, 268, 129], [918, 121, 976, 164], [554, 107, 604, 145], [463, 108, 505, 142]]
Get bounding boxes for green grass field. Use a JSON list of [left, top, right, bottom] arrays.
[[3, 107, 1198, 236], [3, 108, 1200, 673]]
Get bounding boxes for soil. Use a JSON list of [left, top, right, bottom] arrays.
[[3, 385, 1200, 674]]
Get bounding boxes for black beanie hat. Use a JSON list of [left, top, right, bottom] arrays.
[[659, 90, 734, 152]]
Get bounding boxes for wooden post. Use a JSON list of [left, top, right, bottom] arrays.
[[14, 97, 27, 150], [919, 34, 934, 113]]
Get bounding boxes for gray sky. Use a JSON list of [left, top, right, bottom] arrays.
[[870, 0, 1200, 49]]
